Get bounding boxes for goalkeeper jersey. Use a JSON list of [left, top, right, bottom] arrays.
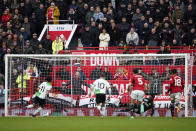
[[36, 82, 52, 99], [93, 78, 110, 94]]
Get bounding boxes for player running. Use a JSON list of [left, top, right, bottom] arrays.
[[89, 73, 111, 118], [24, 76, 52, 117], [128, 68, 147, 118], [116, 95, 155, 116], [168, 69, 184, 117]]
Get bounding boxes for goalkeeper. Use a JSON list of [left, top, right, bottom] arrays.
[[24, 76, 52, 117], [116, 95, 155, 116]]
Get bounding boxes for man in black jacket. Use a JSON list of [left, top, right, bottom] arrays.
[[81, 25, 92, 48], [61, 71, 90, 95]]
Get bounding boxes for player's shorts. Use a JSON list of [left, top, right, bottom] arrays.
[[131, 90, 145, 102], [96, 93, 106, 104], [170, 92, 182, 103], [33, 96, 46, 107]]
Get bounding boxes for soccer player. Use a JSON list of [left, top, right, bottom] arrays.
[[25, 76, 52, 117], [89, 73, 111, 118], [116, 95, 155, 116], [128, 68, 147, 118], [168, 69, 184, 117]]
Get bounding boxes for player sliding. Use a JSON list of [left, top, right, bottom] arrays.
[[89, 73, 111, 118], [24, 76, 52, 117], [116, 94, 155, 116], [128, 68, 147, 118], [168, 69, 184, 117]]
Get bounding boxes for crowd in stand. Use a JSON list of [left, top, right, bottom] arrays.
[[0, 0, 196, 88]]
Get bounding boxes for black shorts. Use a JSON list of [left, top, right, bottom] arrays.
[[33, 96, 46, 107], [96, 94, 106, 104]]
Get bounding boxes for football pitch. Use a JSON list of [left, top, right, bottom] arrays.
[[0, 117, 196, 131]]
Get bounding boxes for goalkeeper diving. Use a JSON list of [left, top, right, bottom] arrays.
[[89, 73, 111, 118], [115, 94, 155, 116], [24, 76, 52, 117]]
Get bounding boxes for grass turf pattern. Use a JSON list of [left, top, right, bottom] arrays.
[[0, 117, 195, 131]]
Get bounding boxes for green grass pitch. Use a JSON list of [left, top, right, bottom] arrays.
[[0, 117, 196, 131]]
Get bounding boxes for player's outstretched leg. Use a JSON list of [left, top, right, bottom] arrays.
[[32, 107, 42, 117], [24, 104, 34, 110]]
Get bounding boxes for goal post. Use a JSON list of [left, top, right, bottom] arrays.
[[4, 54, 193, 117]]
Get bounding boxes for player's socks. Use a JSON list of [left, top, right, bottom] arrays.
[[100, 106, 106, 116], [33, 107, 42, 116], [140, 103, 144, 113], [130, 104, 134, 117], [26, 105, 34, 109], [170, 103, 175, 117]]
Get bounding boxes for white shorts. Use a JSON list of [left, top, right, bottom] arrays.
[[170, 92, 182, 103], [130, 90, 145, 102]]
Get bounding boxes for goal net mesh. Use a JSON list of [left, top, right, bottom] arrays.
[[4, 54, 193, 117]]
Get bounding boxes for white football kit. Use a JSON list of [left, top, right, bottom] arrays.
[[36, 82, 52, 99], [92, 79, 110, 94]]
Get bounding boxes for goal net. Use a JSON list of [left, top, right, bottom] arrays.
[[4, 54, 193, 117]]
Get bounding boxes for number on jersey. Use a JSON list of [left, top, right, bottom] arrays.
[[175, 78, 181, 86], [138, 78, 143, 85]]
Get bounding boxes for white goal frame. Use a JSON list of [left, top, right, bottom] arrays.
[[4, 53, 193, 117]]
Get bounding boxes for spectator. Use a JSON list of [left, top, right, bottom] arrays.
[[52, 36, 63, 54], [173, 24, 185, 45], [85, 6, 94, 25], [141, 71, 170, 95], [17, 27, 28, 40], [90, 66, 102, 80], [70, 0, 78, 11], [22, 17, 31, 38], [11, 8, 23, 27], [30, 33, 39, 50], [148, 28, 159, 46], [24, 40, 33, 54], [132, 8, 143, 24], [16, 70, 31, 93], [119, 17, 130, 40], [26, 63, 38, 77], [1, 9, 11, 26], [81, 25, 92, 48], [46, 2, 60, 24], [79, 3, 89, 24], [35, 44, 46, 54], [113, 67, 128, 80], [103, 67, 112, 80], [24, 0, 33, 17], [56, 67, 71, 80], [11, 0, 19, 11], [161, 66, 171, 77], [185, 27, 195, 45], [76, 66, 86, 80], [67, 8, 78, 24], [41, 34, 52, 54], [93, 6, 104, 22], [61, 71, 90, 95], [172, 5, 184, 23], [157, 46, 171, 54], [126, 3, 134, 23], [99, 28, 110, 50], [126, 28, 139, 46], [140, 23, 150, 45], [108, 22, 119, 47], [34, 3, 46, 35]]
